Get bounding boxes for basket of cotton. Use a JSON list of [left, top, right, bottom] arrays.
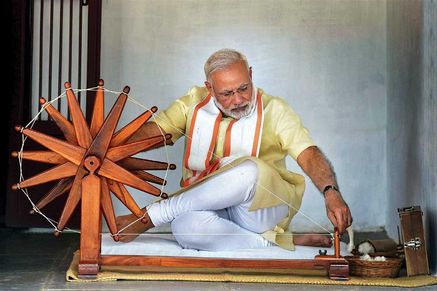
[[345, 254, 403, 277]]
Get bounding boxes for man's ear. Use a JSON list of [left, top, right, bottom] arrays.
[[205, 81, 213, 95], [249, 66, 253, 79]]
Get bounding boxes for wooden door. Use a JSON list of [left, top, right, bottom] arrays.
[[5, 0, 102, 229]]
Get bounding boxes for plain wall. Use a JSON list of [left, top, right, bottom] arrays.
[[386, 0, 437, 275], [101, 0, 388, 233]]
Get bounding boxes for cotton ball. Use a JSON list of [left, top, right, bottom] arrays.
[[360, 254, 371, 261], [358, 241, 375, 255], [373, 256, 386, 262]]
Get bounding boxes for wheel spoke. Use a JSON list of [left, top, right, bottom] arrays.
[[64, 82, 93, 148], [12, 150, 67, 164], [134, 170, 166, 186], [15, 162, 77, 189], [99, 158, 161, 196], [32, 178, 73, 213], [39, 97, 78, 144], [17, 126, 85, 165], [100, 178, 119, 240], [108, 181, 145, 218], [89, 80, 105, 138], [106, 134, 170, 162], [110, 106, 157, 147], [87, 86, 130, 160], [56, 167, 87, 232], [117, 157, 176, 171]]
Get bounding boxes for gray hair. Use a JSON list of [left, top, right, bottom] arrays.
[[204, 49, 249, 81]]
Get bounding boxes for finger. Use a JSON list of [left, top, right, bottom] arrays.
[[336, 212, 345, 234], [347, 212, 353, 227], [343, 206, 352, 227], [327, 211, 338, 228]]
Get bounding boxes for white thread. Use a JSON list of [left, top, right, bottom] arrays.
[[18, 86, 332, 239], [18, 87, 159, 236], [111, 233, 326, 237], [130, 94, 333, 237]]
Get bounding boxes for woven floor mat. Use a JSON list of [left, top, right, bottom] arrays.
[[66, 251, 437, 287]]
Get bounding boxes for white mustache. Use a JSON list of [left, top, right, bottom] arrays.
[[231, 104, 249, 110]]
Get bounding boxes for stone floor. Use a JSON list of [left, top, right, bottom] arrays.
[[0, 228, 435, 290]]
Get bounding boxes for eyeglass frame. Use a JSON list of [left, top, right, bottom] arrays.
[[211, 81, 253, 101]]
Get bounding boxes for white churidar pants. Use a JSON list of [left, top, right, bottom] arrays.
[[147, 160, 289, 251]]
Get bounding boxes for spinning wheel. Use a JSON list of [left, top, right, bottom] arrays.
[[11, 80, 350, 280], [12, 80, 175, 276]]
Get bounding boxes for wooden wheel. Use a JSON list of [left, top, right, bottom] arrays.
[[12, 80, 175, 241]]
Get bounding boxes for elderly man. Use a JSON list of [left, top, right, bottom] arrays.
[[116, 49, 352, 251]]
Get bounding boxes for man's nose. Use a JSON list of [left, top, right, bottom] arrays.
[[232, 92, 244, 105]]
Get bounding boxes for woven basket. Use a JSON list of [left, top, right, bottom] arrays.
[[345, 256, 403, 278]]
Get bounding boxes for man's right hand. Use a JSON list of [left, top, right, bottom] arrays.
[[324, 190, 353, 234]]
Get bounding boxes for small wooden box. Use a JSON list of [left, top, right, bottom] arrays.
[[398, 206, 430, 276]]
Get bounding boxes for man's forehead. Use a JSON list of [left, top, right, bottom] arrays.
[[209, 63, 251, 87]]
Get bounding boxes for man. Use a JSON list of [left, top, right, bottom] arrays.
[[116, 49, 352, 251]]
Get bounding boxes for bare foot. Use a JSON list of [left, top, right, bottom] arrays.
[[115, 211, 154, 243], [294, 234, 332, 247]]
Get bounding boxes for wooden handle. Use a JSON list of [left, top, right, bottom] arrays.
[[334, 227, 340, 258]]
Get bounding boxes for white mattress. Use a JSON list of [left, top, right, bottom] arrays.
[[101, 233, 351, 259]]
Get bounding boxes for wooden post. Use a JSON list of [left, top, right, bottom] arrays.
[[78, 156, 102, 278]]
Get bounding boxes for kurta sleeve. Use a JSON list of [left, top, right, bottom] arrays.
[[275, 99, 315, 160], [153, 87, 207, 143], [153, 98, 188, 143]]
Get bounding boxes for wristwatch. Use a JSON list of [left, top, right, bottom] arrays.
[[322, 185, 339, 196]]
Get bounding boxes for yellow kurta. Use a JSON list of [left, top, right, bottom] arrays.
[[153, 86, 315, 250]]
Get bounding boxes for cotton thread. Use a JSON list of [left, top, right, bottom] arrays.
[[17, 86, 333, 239]]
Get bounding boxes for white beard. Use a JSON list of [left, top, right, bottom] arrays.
[[213, 92, 256, 120]]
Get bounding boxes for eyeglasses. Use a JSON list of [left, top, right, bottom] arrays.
[[215, 83, 251, 99]]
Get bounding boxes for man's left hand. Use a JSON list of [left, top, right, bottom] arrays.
[[324, 190, 353, 234]]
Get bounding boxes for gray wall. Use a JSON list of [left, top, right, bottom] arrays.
[[386, 0, 437, 274], [100, 0, 437, 273], [101, 0, 388, 233]]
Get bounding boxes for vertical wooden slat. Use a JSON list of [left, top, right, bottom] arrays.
[[67, 0, 73, 120], [38, 0, 44, 119], [31, 0, 95, 122], [48, 0, 54, 102], [77, 0, 83, 105], [57, 0, 64, 110]]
